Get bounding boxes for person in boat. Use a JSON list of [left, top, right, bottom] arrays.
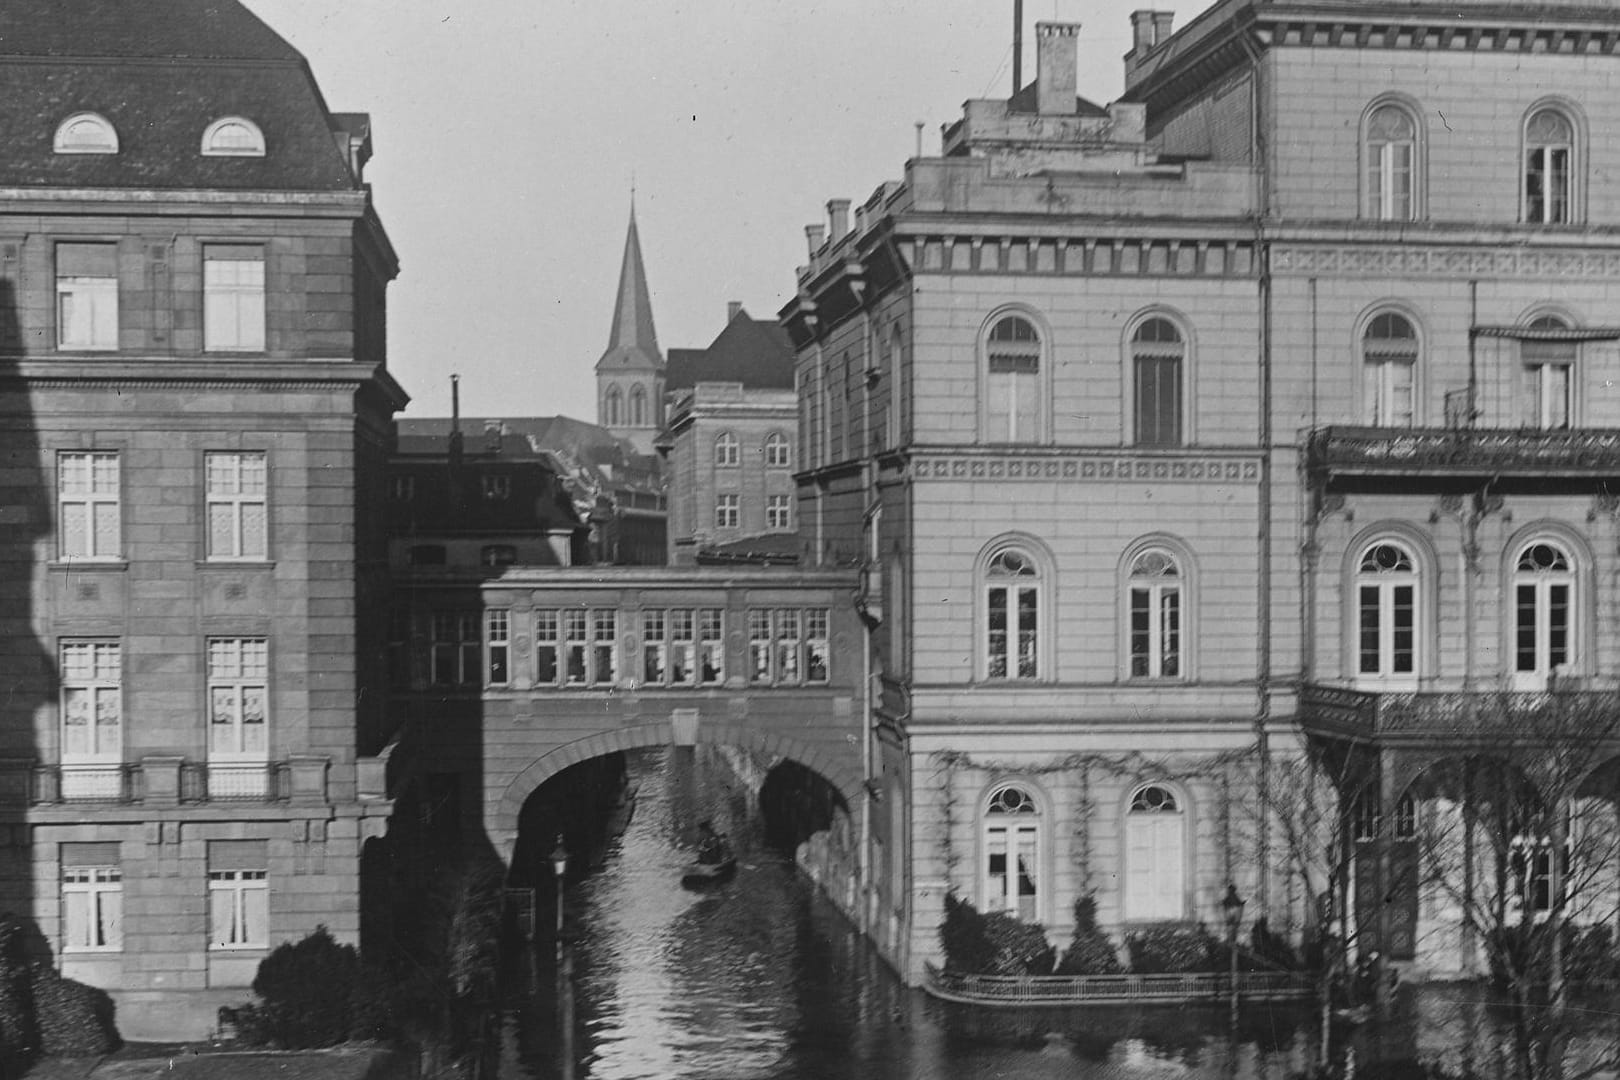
[[696, 821, 731, 865]]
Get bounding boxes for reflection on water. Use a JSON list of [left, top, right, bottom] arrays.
[[505, 748, 1620, 1080]]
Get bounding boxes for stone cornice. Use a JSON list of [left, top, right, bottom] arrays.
[[906, 446, 1262, 484], [900, 232, 1258, 279], [0, 186, 370, 217], [0, 358, 407, 402], [1273, 243, 1620, 278]]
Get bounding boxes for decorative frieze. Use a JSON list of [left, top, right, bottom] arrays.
[[910, 453, 1260, 483], [908, 235, 1255, 278], [1274, 246, 1620, 280]]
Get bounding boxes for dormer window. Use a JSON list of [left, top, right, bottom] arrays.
[[202, 117, 265, 157], [54, 113, 118, 155]]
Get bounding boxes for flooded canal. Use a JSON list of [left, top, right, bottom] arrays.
[[500, 748, 1620, 1080]]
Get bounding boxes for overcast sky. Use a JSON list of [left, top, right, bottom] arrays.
[[249, 0, 1218, 420]]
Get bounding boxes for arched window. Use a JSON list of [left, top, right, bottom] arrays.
[[1524, 107, 1575, 225], [54, 113, 118, 154], [201, 117, 265, 157], [629, 384, 647, 427], [763, 432, 790, 469], [983, 543, 1042, 680], [984, 314, 1041, 443], [1364, 103, 1417, 221], [1131, 317, 1184, 447], [1521, 315, 1574, 430], [1356, 541, 1419, 680], [1362, 311, 1418, 427], [715, 432, 739, 468], [887, 323, 904, 448], [1128, 548, 1182, 679], [1125, 784, 1185, 921], [982, 784, 1040, 920], [1513, 540, 1575, 683], [603, 385, 623, 427]]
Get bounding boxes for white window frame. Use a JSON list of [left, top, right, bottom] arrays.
[[58, 451, 121, 561], [982, 785, 1041, 923], [1355, 541, 1419, 684], [54, 113, 118, 155], [983, 314, 1043, 444], [208, 869, 269, 950], [715, 494, 739, 529], [764, 432, 791, 469], [207, 638, 269, 787], [205, 452, 268, 561], [203, 249, 266, 352], [1361, 311, 1418, 428], [1364, 102, 1418, 222], [60, 641, 122, 767], [1127, 548, 1183, 680], [767, 494, 791, 530], [62, 867, 122, 952], [715, 432, 740, 468], [201, 116, 266, 157], [486, 610, 510, 686], [1130, 316, 1186, 448], [1124, 783, 1186, 922], [56, 244, 119, 351], [1523, 107, 1576, 226], [745, 607, 829, 686], [983, 545, 1042, 681], [536, 609, 617, 687], [1512, 540, 1575, 688]]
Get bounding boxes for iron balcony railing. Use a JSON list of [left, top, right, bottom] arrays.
[[923, 965, 1315, 1006], [30, 764, 137, 805], [26, 761, 295, 806], [180, 762, 292, 803], [1307, 426, 1620, 480], [1298, 683, 1620, 740]]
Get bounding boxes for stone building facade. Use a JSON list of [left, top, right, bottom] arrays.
[[784, 0, 1620, 984], [0, 0, 404, 1038]]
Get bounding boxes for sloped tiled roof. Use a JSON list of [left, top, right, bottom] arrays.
[[0, 0, 358, 191], [665, 310, 795, 391]]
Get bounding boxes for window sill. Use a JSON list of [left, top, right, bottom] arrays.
[[196, 560, 275, 570], [49, 559, 127, 572]]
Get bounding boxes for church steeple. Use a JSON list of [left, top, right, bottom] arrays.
[[595, 203, 665, 453]]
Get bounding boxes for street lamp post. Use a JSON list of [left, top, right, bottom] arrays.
[[550, 836, 569, 944], [1222, 883, 1246, 1027]]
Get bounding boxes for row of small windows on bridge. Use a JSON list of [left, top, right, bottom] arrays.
[[388, 607, 832, 690], [976, 532, 1583, 685], [976, 303, 1585, 446], [1362, 99, 1585, 225], [54, 113, 266, 157]]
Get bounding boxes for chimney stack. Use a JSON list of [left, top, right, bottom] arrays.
[[727, 300, 743, 322], [1035, 23, 1082, 116], [1130, 10, 1156, 53], [1152, 12, 1175, 45], [827, 198, 851, 242], [805, 223, 826, 257]]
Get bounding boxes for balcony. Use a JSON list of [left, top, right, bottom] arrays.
[[1307, 426, 1620, 483], [1299, 682, 1620, 743], [19, 757, 325, 808]]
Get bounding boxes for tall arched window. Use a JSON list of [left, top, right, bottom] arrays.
[[984, 314, 1041, 443], [1521, 315, 1574, 430], [1364, 103, 1417, 221], [1131, 317, 1184, 447], [982, 784, 1040, 920], [983, 543, 1042, 680], [603, 385, 623, 427], [629, 384, 647, 427], [1514, 540, 1575, 683], [763, 432, 790, 469], [1362, 312, 1418, 427], [1524, 107, 1575, 225], [714, 432, 739, 468], [1125, 784, 1185, 921], [1357, 541, 1418, 680], [1128, 548, 1182, 679]]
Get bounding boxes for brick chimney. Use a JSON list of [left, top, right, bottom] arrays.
[[1036, 23, 1082, 116], [1130, 10, 1156, 53], [827, 198, 851, 242], [805, 223, 826, 257], [1152, 12, 1175, 45]]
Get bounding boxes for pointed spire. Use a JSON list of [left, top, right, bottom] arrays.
[[597, 202, 662, 373]]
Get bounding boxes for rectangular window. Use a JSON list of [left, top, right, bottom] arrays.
[[536, 610, 559, 684], [208, 841, 269, 950], [776, 608, 801, 683], [430, 613, 480, 687], [749, 609, 773, 684], [1129, 585, 1181, 678], [716, 494, 739, 529], [987, 356, 1039, 442], [669, 609, 694, 685], [698, 608, 724, 685], [564, 610, 588, 684], [58, 452, 120, 560], [486, 610, 510, 685], [1523, 358, 1572, 430], [767, 495, 792, 530], [591, 609, 617, 686], [744, 608, 832, 685], [1368, 142, 1413, 221], [642, 610, 667, 684], [1526, 147, 1571, 225], [1134, 357, 1182, 447], [207, 639, 268, 798], [805, 609, 829, 683], [986, 586, 1038, 679], [482, 474, 510, 501], [56, 243, 118, 350], [62, 844, 122, 952], [61, 641, 121, 765], [203, 246, 266, 351], [206, 452, 268, 560]]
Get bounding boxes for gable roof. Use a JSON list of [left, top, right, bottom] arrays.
[[0, 0, 359, 191], [665, 309, 795, 391]]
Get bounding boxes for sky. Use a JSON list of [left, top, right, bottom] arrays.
[[248, 0, 1219, 421]]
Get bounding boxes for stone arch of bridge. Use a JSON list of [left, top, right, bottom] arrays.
[[491, 722, 862, 861]]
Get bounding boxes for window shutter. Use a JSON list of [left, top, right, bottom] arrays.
[[208, 839, 268, 869], [62, 841, 121, 867]]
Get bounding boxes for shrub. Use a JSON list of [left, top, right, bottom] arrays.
[[232, 926, 373, 1048], [0, 916, 37, 1070], [1125, 922, 1222, 973], [939, 893, 1054, 975], [27, 966, 117, 1057], [1055, 896, 1122, 976]]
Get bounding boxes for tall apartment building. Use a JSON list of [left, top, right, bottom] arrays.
[[662, 305, 797, 565], [0, 0, 404, 1038], [785, 0, 1620, 983]]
